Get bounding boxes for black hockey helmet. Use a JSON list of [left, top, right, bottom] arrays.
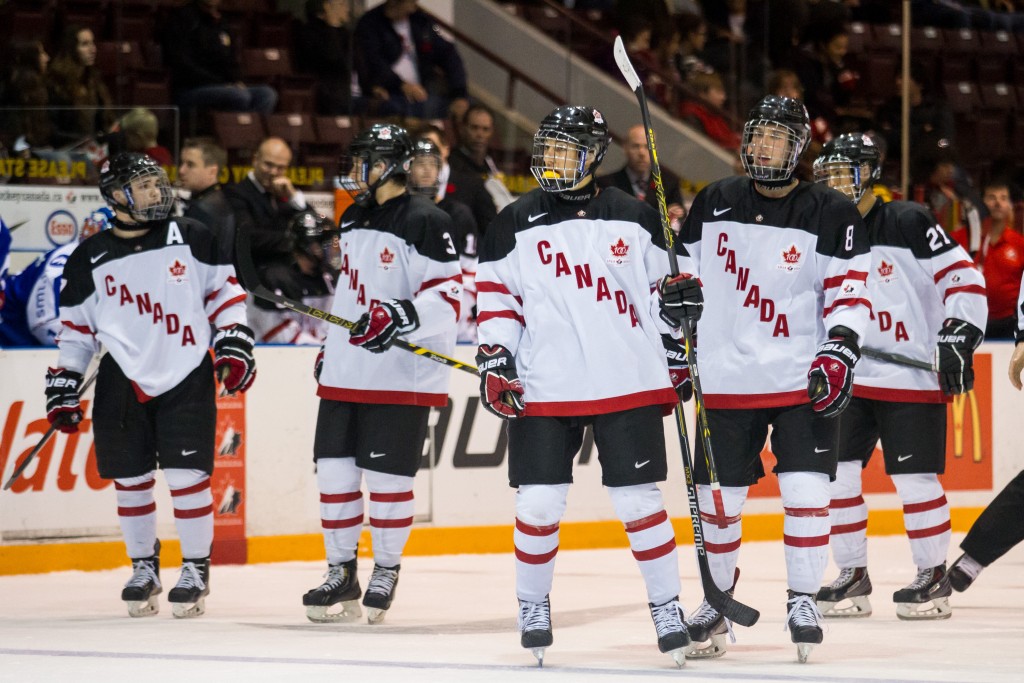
[[408, 137, 443, 198], [740, 95, 811, 186], [531, 105, 610, 192], [813, 132, 882, 202], [337, 123, 413, 206], [99, 152, 174, 222], [288, 209, 340, 273]]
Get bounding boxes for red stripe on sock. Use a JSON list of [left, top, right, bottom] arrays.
[[169, 479, 211, 497], [631, 538, 676, 562], [699, 511, 741, 526], [903, 495, 948, 514], [624, 510, 668, 533], [515, 518, 559, 536], [115, 480, 155, 492], [322, 515, 363, 529], [704, 538, 742, 554], [369, 491, 414, 503], [906, 519, 952, 539], [118, 502, 156, 517], [174, 504, 213, 519], [830, 519, 868, 535], [784, 506, 830, 518], [321, 491, 362, 504], [515, 545, 559, 565], [830, 495, 865, 509], [369, 516, 413, 528], [784, 533, 831, 547]]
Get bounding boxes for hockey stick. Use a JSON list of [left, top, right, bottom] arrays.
[[860, 347, 936, 372], [3, 367, 99, 491], [233, 224, 478, 376], [614, 36, 759, 628]]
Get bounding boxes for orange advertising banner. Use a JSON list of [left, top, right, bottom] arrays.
[[211, 380, 247, 565]]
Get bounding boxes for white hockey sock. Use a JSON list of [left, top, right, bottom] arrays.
[[608, 483, 680, 605], [892, 473, 950, 569], [317, 458, 364, 565], [165, 468, 214, 559], [697, 484, 747, 592], [780, 471, 831, 594], [365, 469, 415, 568], [514, 484, 568, 604], [829, 460, 869, 568], [115, 471, 158, 559]]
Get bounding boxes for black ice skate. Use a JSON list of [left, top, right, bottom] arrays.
[[121, 539, 162, 618], [685, 598, 735, 659], [948, 554, 983, 593], [786, 590, 824, 663], [168, 557, 210, 618], [362, 564, 400, 624], [893, 563, 953, 620], [649, 597, 690, 667], [816, 566, 873, 618], [303, 559, 362, 623], [517, 596, 553, 667]]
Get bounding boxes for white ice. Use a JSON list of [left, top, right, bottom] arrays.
[[1, 534, 1022, 683]]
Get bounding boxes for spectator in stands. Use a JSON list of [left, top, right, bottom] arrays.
[[876, 62, 955, 170], [598, 124, 685, 230], [768, 68, 804, 101], [354, 0, 469, 120], [294, 0, 363, 116], [0, 40, 56, 156], [674, 12, 713, 81], [178, 137, 235, 257], [793, 21, 858, 134], [451, 105, 499, 178], [952, 179, 1024, 339], [913, 144, 981, 234], [679, 71, 741, 151], [118, 108, 174, 166], [163, 0, 278, 115], [414, 123, 497, 236], [47, 25, 114, 146], [225, 137, 307, 287]]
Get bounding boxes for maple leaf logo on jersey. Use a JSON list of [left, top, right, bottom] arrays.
[[782, 245, 801, 264], [878, 260, 894, 277], [168, 259, 188, 284], [607, 237, 631, 266], [378, 246, 397, 270]]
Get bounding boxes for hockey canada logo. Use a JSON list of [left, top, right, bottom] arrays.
[[777, 244, 803, 271], [379, 246, 396, 270], [168, 259, 188, 284], [379, 126, 392, 140], [608, 237, 630, 266], [593, 109, 604, 125]]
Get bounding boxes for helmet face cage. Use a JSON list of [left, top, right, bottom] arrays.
[[100, 153, 175, 222], [813, 133, 881, 202], [408, 140, 442, 197], [531, 129, 592, 192], [741, 119, 806, 183]]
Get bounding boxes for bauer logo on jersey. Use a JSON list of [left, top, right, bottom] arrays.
[[877, 259, 898, 283], [607, 237, 631, 266], [168, 259, 189, 284], [777, 244, 803, 271], [378, 246, 397, 270]]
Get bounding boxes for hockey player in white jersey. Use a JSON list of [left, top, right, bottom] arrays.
[[812, 133, 987, 620], [0, 208, 112, 347], [304, 125, 460, 625], [49, 153, 255, 619], [677, 96, 872, 663], [476, 105, 693, 667]]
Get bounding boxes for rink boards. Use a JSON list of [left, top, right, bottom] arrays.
[[1, 343, 1019, 575]]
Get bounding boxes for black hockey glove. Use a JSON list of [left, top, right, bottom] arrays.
[[662, 335, 692, 402], [936, 318, 983, 395], [807, 328, 860, 418], [349, 299, 419, 353], [658, 273, 703, 327], [214, 324, 257, 395], [45, 367, 84, 434], [476, 344, 526, 419], [313, 345, 325, 383]]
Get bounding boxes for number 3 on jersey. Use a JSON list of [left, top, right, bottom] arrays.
[[443, 232, 457, 255]]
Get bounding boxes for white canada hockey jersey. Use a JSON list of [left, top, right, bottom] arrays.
[[476, 186, 679, 416], [317, 193, 460, 407], [58, 217, 247, 399], [680, 177, 872, 408], [854, 199, 987, 402]]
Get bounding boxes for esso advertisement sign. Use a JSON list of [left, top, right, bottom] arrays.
[[45, 210, 78, 246]]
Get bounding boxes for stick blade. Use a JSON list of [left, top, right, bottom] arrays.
[[709, 591, 760, 627], [612, 36, 641, 92]]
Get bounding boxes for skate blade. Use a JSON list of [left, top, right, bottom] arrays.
[[819, 595, 872, 618], [531, 647, 546, 667], [171, 597, 206, 619], [668, 647, 687, 668], [306, 600, 362, 623], [125, 596, 160, 618], [896, 597, 952, 620], [685, 633, 727, 659], [366, 606, 389, 625], [797, 643, 814, 663]]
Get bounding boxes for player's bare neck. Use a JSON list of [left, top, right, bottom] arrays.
[[753, 179, 798, 198], [857, 193, 878, 217], [375, 181, 406, 206]]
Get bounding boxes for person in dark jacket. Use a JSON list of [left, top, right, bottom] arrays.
[[178, 137, 235, 260], [294, 0, 363, 116]]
